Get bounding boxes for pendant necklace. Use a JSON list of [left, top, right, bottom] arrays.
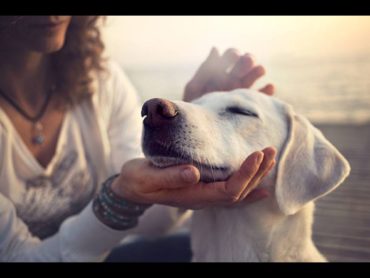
[[0, 85, 55, 145]]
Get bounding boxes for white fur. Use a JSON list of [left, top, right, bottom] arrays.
[[144, 89, 351, 262]]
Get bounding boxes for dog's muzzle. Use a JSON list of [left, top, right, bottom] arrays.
[[141, 98, 183, 157], [141, 98, 179, 128], [141, 98, 231, 182]]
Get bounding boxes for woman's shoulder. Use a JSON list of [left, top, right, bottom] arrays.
[[89, 59, 142, 126], [93, 60, 140, 107], [95, 60, 137, 96]]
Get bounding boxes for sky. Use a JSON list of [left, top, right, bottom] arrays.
[[102, 16, 370, 68]]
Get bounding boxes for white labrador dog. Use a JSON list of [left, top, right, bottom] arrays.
[[141, 89, 350, 262]]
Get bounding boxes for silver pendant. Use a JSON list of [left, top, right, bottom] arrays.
[[32, 135, 45, 145], [32, 122, 44, 145]]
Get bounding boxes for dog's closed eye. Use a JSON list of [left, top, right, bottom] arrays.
[[226, 106, 259, 118]]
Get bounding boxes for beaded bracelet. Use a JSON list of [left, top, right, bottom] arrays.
[[101, 175, 151, 215], [93, 197, 138, 230], [93, 174, 152, 230]]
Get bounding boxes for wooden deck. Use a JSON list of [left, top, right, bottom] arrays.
[[312, 123, 370, 262]]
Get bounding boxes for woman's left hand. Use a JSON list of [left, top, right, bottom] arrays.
[[183, 48, 275, 102]]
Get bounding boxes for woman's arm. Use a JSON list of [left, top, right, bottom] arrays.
[[0, 61, 182, 262], [0, 193, 135, 262]]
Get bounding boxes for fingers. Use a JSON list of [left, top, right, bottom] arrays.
[[259, 83, 275, 95], [197, 47, 220, 79], [188, 148, 274, 207], [147, 182, 215, 209], [135, 162, 201, 203], [226, 54, 267, 91], [205, 48, 243, 92], [142, 147, 276, 209], [224, 151, 264, 201], [184, 47, 273, 102], [184, 47, 220, 102], [149, 164, 201, 190], [229, 54, 254, 79], [226, 54, 254, 90], [119, 146, 276, 209], [145, 152, 264, 208], [125, 159, 201, 192], [117, 158, 201, 206], [238, 147, 276, 200], [220, 48, 242, 73], [240, 65, 266, 88]]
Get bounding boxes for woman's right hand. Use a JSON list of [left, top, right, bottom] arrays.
[[111, 147, 276, 210], [183, 48, 275, 102]]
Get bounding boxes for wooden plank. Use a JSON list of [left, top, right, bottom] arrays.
[[311, 123, 370, 262]]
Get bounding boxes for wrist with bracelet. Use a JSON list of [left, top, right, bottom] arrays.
[[93, 174, 152, 230]]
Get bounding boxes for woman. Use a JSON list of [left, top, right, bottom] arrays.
[[0, 16, 276, 262]]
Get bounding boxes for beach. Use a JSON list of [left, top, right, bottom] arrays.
[[312, 123, 370, 262]]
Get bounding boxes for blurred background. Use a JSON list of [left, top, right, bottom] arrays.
[[102, 16, 370, 262], [102, 16, 370, 124]]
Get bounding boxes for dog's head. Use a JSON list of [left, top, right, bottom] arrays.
[[141, 89, 350, 215]]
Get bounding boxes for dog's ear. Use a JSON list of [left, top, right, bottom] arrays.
[[275, 105, 351, 215]]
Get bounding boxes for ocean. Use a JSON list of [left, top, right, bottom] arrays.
[[122, 58, 370, 124]]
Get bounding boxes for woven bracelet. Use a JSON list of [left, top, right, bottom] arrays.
[[93, 198, 138, 230], [102, 176, 151, 214], [93, 174, 152, 230]]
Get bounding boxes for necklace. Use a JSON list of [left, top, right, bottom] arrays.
[[0, 85, 55, 145]]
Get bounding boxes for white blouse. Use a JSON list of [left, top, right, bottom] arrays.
[[0, 61, 179, 262]]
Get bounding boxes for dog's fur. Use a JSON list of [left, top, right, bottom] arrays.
[[142, 89, 351, 262]]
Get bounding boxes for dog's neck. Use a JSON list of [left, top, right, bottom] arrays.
[[190, 197, 325, 262]]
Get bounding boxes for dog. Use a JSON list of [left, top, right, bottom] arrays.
[[141, 89, 351, 262]]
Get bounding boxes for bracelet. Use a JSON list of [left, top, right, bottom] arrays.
[[93, 198, 138, 229], [93, 174, 152, 230], [101, 175, 151, 215]]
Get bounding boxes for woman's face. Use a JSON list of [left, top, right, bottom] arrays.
[[0, 16, 72, 53]]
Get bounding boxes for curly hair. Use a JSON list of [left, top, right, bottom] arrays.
[[51, 16, 106, 108]]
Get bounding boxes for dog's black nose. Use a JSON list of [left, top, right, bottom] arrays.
[[141, 98, 179, 127]]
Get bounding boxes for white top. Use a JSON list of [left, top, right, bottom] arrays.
[[0, 61, 178, 262]]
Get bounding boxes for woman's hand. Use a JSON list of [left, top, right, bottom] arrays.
[[111, 147, 276, 210], [183, 48, 275, 102]]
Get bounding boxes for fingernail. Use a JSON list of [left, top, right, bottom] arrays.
[[256, 152, 264, 164], [256, 65, 266, 75], [181, 168, 198, 183]]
